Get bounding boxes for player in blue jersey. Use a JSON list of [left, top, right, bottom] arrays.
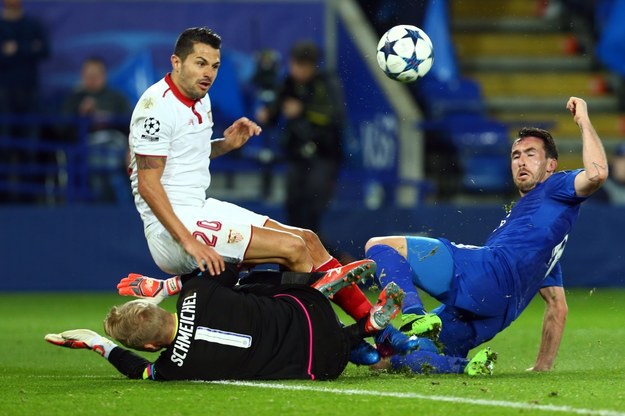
[[365, 97, 608, 374]]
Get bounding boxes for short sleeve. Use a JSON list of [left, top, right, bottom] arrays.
[[542, 262, 563, 288], [544, 169, 586, 204], [130, 94, 174, 157]]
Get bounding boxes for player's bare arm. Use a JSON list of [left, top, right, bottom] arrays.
[[528, 286, 567, 372], [567, 97, 609, 197], [136, 154, 225, 275], [210, 117, 261, 159]]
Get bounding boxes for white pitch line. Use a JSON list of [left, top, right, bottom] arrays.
[[210, 380, 625, 416], [14, 375, 625, 416]]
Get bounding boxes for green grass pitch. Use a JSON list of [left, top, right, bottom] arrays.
[[1, 289, 624, 416]]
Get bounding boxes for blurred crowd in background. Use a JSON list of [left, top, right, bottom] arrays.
[[1, 0, 625, 226]]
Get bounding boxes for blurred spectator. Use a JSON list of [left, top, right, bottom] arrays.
[[250, 49, 282, 200], [257, 41, 344, 233], [252, 49, 282, 110], [0, 0, 50, 202], [62, 57, 131, 203], [0, 0, 49, 129], [591, 143, 625, 205]]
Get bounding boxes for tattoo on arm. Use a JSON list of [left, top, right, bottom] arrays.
[[136, 155, 166, 170], [588, 161, 607, 183]]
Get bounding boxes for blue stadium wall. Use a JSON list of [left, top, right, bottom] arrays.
[[2, 204, 624, 291]]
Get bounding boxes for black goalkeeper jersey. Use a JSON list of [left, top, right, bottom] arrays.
[[108, 276, 349, 381]]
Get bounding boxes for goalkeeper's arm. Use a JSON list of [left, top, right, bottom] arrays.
[[107, 347, 159, 380], [117, 263, 240, 301], [45, 330, 161, 380]]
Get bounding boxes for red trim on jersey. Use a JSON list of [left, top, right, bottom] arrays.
[[164, 73, 204, 124], [164, 73, 201, 108], [242, 224, 254, 260], [191, 105, 203, 124], [133, 153, 167, 158]]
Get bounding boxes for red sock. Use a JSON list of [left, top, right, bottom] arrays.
[[332, 283, 372, 320], [315, 257, 341, 272]]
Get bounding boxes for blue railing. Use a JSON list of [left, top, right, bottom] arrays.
[[0, 114, 128, 203], [0, 113, 289, 205]]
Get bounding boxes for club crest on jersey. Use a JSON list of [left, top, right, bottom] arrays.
[[227, 229, 244, 244], [141, 97, 155, 109]]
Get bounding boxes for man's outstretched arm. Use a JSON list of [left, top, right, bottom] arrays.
[[529, 286, 568, 371], [107, 347, 154, 380], [45, 330, 154, 380], [567, 97, 609, 197], [210, 117, 261, 158]]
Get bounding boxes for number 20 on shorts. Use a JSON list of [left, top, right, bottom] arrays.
[[192, 220, 222, 247]]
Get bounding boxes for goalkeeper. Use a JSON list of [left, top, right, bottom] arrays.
[[46, 260, 405, 381]]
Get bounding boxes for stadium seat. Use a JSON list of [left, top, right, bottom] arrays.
[[445, 117, 512, 193], [416, 77, 486, 120]]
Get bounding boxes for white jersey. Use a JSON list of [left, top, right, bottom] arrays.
[[128, 73, 269, 274], [129, 73, 214, 228]]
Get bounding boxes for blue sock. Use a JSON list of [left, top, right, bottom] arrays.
[[390, 350, 469, 374], [366, 244, 425, 315]]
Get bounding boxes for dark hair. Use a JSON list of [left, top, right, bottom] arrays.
[[516, 127, 558, 160], [289, 41, 320, 65], [174, 27, 221, 61]]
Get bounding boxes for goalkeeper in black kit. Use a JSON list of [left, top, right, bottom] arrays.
[[46, 260, 404, 381]]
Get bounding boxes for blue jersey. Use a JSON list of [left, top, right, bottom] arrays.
[[436, 170, 585, 340], [433, 170, 586, 356], [486, 169, 585, 323]]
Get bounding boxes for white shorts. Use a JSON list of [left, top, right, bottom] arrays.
[[146, 198, 269, 275]]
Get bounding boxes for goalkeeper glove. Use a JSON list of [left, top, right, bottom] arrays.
[[117, 273, 181, 304], [45, 329, 117, 359]]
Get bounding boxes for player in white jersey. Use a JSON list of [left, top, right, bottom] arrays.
[[128, 27, 350, 284], [127, 28, 398, 349]]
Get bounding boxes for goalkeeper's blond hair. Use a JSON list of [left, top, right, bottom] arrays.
[[104, 300, 171, 350]]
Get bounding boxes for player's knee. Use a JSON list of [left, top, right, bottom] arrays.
[[365, 236, 406, 257], [365, 237, 391, 253], [300, 228, 323, 250]]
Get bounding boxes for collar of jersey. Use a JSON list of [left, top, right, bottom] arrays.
[[164, 73, 201, 108]]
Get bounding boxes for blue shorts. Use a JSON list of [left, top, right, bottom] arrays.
[[405, 236, 454, 299], [432, 304, 506, 358], [406, 236, 514, 356], [407, 236, 512, 317]]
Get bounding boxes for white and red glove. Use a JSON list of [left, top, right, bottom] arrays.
[[116, 273, 181, 304], [45, 329, 117, 358]]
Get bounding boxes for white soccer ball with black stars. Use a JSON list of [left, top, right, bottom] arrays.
[[376, 25, 434, 83]]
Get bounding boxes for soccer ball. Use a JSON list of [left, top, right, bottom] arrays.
[[376, 25, 434, 83]]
